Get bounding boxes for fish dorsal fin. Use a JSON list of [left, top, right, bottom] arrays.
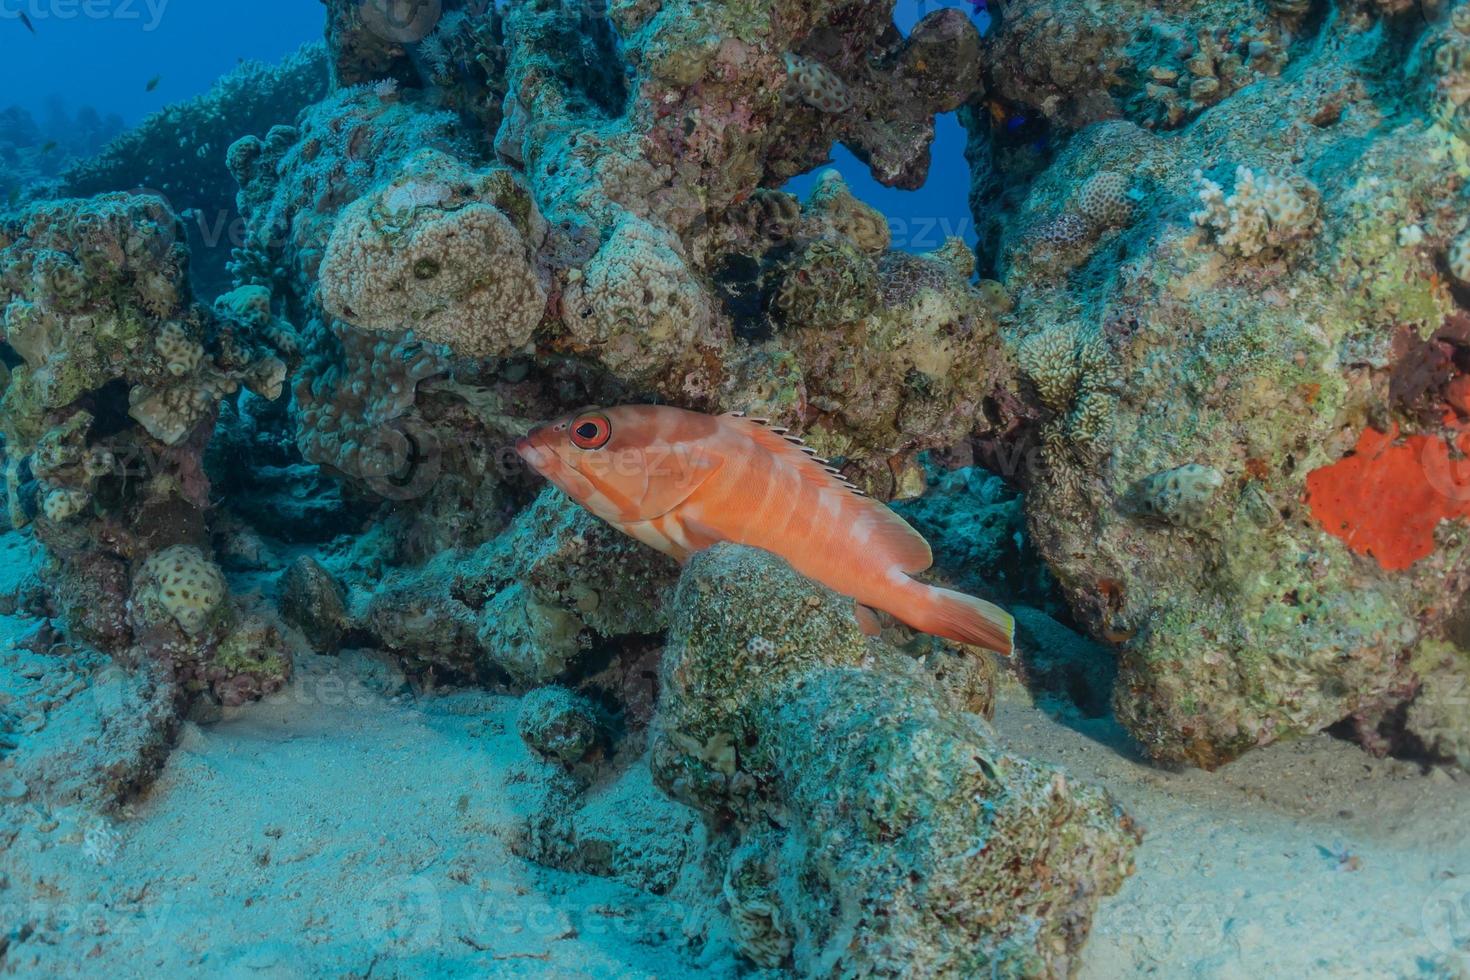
[[722, 412, 934, 573]]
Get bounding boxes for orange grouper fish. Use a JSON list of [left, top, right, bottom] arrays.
[[515, 405, 1014, 654]]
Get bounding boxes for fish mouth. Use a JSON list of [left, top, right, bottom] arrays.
[[514, 434, 547, 471]]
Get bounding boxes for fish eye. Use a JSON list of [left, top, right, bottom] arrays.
[[570, 413, 612, 450]]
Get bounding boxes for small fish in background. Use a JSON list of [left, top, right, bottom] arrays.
[[18, 11, 35, 34], [40, 141, 57, 155], [517, 405, 1015, 653], [146, 75, 162, 93]]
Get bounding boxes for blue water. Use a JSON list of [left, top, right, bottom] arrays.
[[0, 0, 979, 248], [0, 1, 323, 125]]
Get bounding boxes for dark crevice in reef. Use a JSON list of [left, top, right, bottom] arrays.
[[80, 379, 134, 441]]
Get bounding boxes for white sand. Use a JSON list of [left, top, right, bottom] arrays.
[[996, 689, 1470, 979], [2, 526, 1468, 978]]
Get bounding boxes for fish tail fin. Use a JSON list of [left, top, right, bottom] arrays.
[[909, 583, 1014, 655]]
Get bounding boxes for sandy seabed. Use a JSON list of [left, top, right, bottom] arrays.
[[0, 528, 1466, 979]]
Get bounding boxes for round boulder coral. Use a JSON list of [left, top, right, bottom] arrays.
[[557, 216, 716, 384], [134, 545, 228, 637], [319, 149, 548, 358]]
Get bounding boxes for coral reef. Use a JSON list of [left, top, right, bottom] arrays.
[[968, 0, 1470, 767], [0, 193, 291, 704], [651, 545, 1139, 975], [233, 0, 1005, 505], [9, 9, 1470, 977], [61, 45, 329, 298]]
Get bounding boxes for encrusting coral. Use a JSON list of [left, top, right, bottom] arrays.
[[969, 0, 1470, 767], [652, 545, 1139, 975]]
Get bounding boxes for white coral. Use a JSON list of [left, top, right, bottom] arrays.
[[1191, 165, 1319, 258]]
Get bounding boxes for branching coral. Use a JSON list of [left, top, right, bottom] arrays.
[[1191, 165, 1320, 258]]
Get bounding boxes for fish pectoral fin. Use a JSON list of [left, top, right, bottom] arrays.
[[639, 454, 724, 521], [854, 602, 882, 636], [669, 513, 726, 554]]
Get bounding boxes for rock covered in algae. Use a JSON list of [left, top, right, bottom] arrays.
[[277, 555, 349, 654], [968, 0, 1470, 768], [516, 685, 602, 766], [363, 487, 679, 685], [651, 545, 1139, 976], [0, 193, 292, 707]]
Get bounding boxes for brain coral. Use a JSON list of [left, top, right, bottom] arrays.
[[782, 53, 852, 114], [1135, 463, 1225, 529], [1076, 170, 1135, 232], [319, 149, 548, 358]]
